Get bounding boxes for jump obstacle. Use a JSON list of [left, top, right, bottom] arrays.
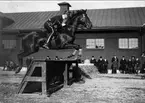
[[18, 59, 79, 96]]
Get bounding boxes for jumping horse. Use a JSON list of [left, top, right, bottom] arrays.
[[15, 9, 92, 73]]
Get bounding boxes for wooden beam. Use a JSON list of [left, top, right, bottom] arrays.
[[25, 76, 45, 82]]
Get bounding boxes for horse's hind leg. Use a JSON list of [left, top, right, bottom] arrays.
[[15, 51, 34, 74]]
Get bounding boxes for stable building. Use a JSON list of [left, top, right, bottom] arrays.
[[0, 2, 145, 67]]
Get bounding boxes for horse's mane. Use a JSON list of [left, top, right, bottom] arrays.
[[71, 9, 86, 17]]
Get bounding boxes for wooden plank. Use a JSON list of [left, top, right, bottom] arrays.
[[27, 62, 37, 76], [17, 94, 46, 98], [18, 81, 27, 93], [25, 76, 45, 82], [41, 62, 47, 95], [63, 63, 68, 87]]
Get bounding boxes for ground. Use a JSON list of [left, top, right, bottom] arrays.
[[0, 71, 145, 103]]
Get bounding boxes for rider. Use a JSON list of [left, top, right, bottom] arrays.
[[43, 10, 71, 49]]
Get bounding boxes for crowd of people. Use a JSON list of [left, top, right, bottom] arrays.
[[3, 60, 18, 71], [89, 55, 145, 74]]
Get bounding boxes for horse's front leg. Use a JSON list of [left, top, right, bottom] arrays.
[[63, 43, 82, 59], [67, 49, 78, 58], [78, 48, 82, 57]]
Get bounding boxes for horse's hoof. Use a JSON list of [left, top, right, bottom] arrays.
[[42, 45, 49, 49], [15, 71, 19, 74], [15, 68, 20, 74]]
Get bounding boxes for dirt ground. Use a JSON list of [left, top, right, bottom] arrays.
[[0, 71, 145, 103]]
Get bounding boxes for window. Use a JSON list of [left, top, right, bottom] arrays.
[[86, 39, 105, 49], [119, 38, 138, 49], [119, 38, 128, 49], [2, 40, 16, 49], [129, 38, 138, 49]]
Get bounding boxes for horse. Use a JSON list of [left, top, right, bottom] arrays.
[[15, 9, 92, 73]]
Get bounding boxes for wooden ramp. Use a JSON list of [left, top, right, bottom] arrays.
[[78, 64, 98, 78], [18, 59, 79, 96]]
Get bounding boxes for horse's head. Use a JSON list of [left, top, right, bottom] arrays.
[[75, 9, 92, 29]]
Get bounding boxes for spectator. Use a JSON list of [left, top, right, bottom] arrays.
[[97, 56, 104, 73], [127, 59, 132, 74], [111, 55, 119, 74], [55, 56, 59, 60], [90, 56, 97, 66], [141, 62, 145, 73], [104, 59, 108, 73], [131, 56, 136, 74], [60, 58, 63, 60], [119, 56, 127, 74], [3, 61, 9, 71], [135, 58, 140, 74], [46, 56, 51, 60]]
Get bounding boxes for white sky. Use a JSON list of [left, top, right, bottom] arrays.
[[0, 1, 145, 13]]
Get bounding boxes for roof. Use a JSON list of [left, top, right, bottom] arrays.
[[0, 12, 14, 27], [3, 7, 145, 30], [4, 11, 61, 30]]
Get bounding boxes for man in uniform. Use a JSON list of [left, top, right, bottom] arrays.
[[135, 58, 140, 74], [43, 10, 71, 49], [97, 56, 104, 73], [131, 56, 136, 74], [90, 56, 97, 67], [104, 59, 108, 73], [111, 55, 119, 74], [119, 56, 127, 74]]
